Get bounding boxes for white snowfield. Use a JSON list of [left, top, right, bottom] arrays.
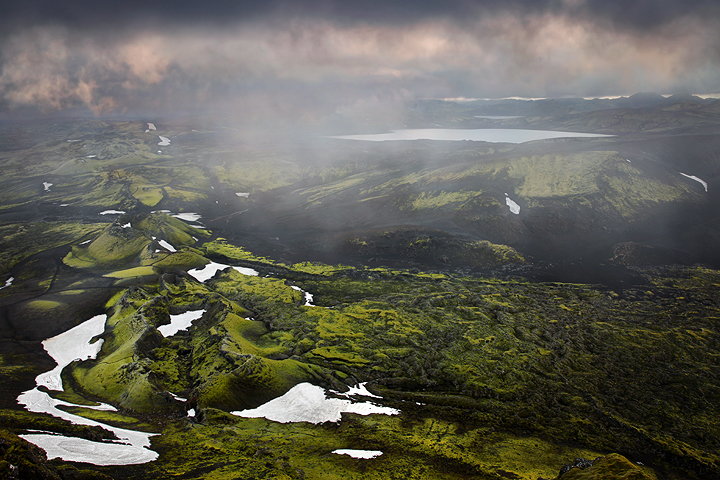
[[158, 310, 205, 337], [171, 212, 202, 223], [34, 315, 107, 392], [0, 277, 13, 290], [332, 449, 383, 459], [231, 382, 399, 424], [158, 136, 171, 146], [157, 239, 177, 252], [17, 314, 158, 465], [99, 210, 126, 215], [505, 194, 521, 214], [187, 262, 259, 282], [43, 182, 53, 191], [291, 285, 315, 306], [146, 123, 156, 131], [680, 172, 708, 192]]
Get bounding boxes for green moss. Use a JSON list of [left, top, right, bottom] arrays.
[[129, 410, 612, 480], [150, 251, 209, 270], [103, 266, 158, 278], [25, 299, 64, 311], [0, 222, 107, 275], [289, 261, 353, 276], [130, 183, 165, 206], [56, 405, 158, 433], [557, 454, 655, 480], [202, 238, 273, 264], [64, 212, 209, 270]]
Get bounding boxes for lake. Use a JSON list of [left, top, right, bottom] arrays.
[[329, 128, 611, 143]]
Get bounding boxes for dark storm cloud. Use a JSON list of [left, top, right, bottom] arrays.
[[0, 0, 719, 116], [2, 0, 717, 31]]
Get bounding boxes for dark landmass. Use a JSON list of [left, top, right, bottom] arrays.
[[1, 95, 719, 479]]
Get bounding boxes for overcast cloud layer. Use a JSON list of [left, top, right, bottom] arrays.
[[1, 0, 719, 116]]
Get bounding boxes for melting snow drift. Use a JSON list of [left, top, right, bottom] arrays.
[[187, 262, 259, 282], [291, 285, 315, 306], [0, 277, 13, 290], [18, 314, 158, 465], [172, 212, 202, 223], [332, 449, 383, 459], [232, 382, 399, 424], [158, 310, 205, 337], [157, 239, 177, 252], [680, 172, 708, 192], [158, 136, 170, 146], [505, 194, 521, 214]]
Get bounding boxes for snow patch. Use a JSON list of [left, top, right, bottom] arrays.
[[0, 277, 14, 290], [231, 382, 399, 424], [332, 449, 383, 459], [505, 194, 520, 215], [235, 192, 250, 198], [79, 240, 92, 245], [120, 223, 131, 229], [99, 210, 125, 215], [158, 310, 205, 337], [43, 182, 53, 191], [172, 212, 202, 223], [17, 314, 158, 465], [187, 262, 259, 282], [157, 239, 176, 252], [146, 123, 156, 131], [187, 409, 196, 417], [343, 383, 380, 399], [34, 314, 107, 392], [291, 285, 315, 306], [18, 433, 155, 466], [86, 155, 97, 158], [158, 136, 170, 146], [680, 172, 708, 192], [168, 392, 187, 402]]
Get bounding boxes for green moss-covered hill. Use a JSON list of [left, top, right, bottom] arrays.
[[1, 105, 720, 480], [55, 243, 720, 479]]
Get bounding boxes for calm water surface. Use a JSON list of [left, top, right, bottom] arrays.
[[329, 128, 611, 143]]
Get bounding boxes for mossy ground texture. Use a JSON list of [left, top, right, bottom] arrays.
[[54, 251, 720, 480], [2, 117, 720, 479]]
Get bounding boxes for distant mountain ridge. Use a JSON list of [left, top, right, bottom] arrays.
[[412, 91, 716, 119]]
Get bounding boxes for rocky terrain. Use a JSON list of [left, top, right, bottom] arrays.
[[1, 96, 719, 479]]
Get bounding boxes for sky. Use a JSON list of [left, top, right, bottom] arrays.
[[1, 0, 719, 117]]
